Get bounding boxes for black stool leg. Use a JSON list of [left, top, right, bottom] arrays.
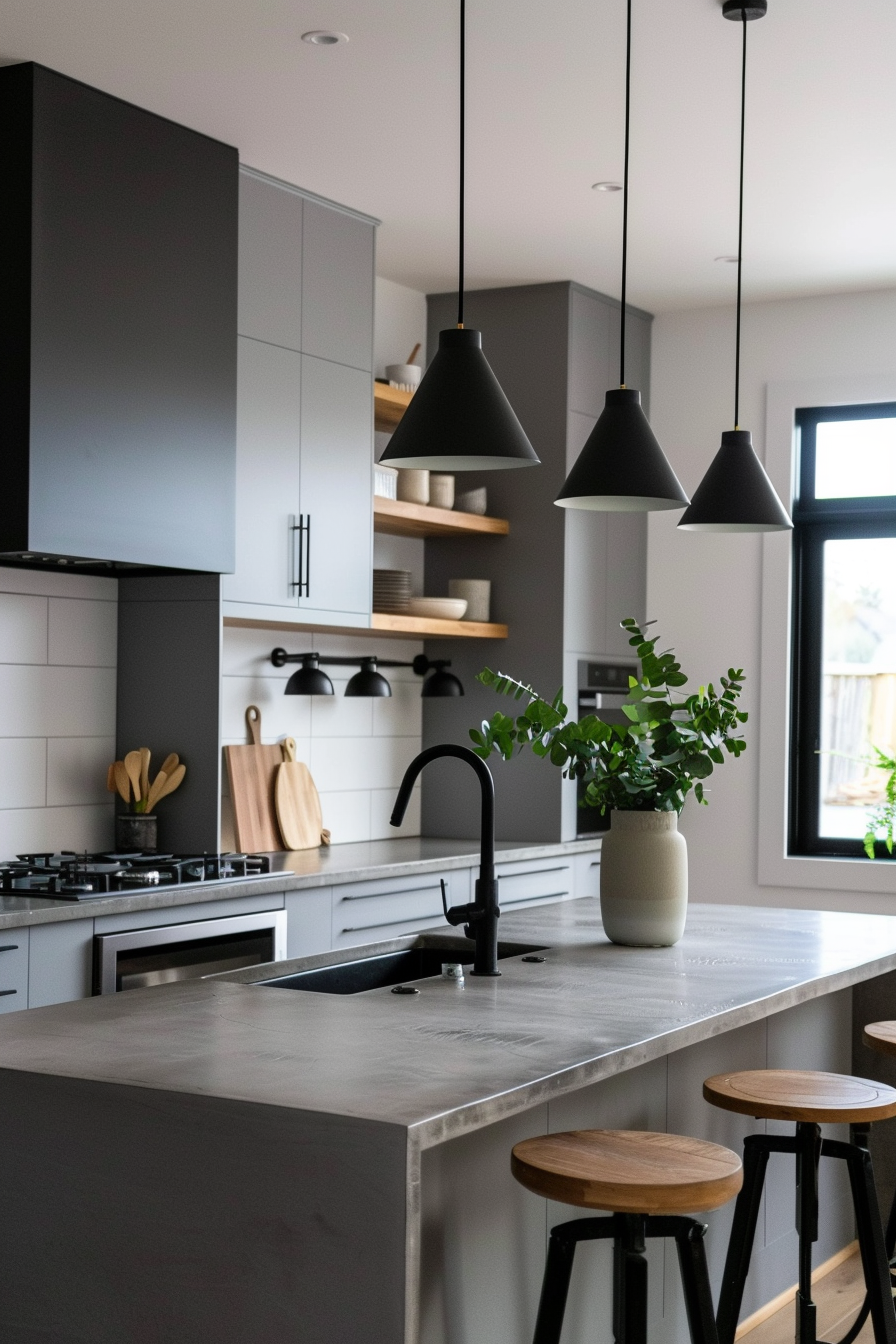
[[795, 1121, 822, 1344], [532, 1217, 616, 1344], [674, 1220, 720, 1344], [716, 1136, 772, 1344], [843, 1128, 896, 1344], [613, 1214, 648, 1344]]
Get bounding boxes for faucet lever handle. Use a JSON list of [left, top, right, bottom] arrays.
[[440, 879, 477, 929], [440, 878, 450, 921]]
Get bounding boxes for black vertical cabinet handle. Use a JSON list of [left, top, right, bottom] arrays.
[[304, 514, 311, 599]]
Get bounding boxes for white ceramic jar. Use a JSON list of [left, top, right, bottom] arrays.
[[599, 810, 688, 947]]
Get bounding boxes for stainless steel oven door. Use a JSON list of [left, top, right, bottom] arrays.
[[93, 910, 287, 995]]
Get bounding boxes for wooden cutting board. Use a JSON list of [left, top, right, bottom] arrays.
[[275, 737, 330, 850], [224, 706, 285, 852]]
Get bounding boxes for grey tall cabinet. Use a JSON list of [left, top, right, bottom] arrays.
[[420, 281, 650, 844], [223, 168, 376, 629]]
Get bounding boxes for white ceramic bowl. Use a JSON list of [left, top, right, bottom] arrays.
[[407, 597, 468, 621], [385, 363, 422, 391]]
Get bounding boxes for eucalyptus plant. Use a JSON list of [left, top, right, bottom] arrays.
[[470, 618, 748, 815], [862, 746, 896, 859]]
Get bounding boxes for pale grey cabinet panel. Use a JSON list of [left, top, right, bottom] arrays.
[[331, 869, 470, 948], [28, 921, 93, 1007], [568, 289, 614, 417], [495, 859, 573, 914], [285, 890, 332, 959], [604, 512, 647, 654], [564, 410, 608, 656], [0, 930, 28, 1013], [302, 199, 374, 371], [222, 337, 302, 608], [238, 171, 302, 350], [298, 355, 373, 617]]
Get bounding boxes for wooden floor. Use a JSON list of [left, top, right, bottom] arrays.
[[742, 1251, 872, 1343]]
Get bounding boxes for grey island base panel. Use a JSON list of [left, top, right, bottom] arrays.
[[0, 902, 892, 1343]]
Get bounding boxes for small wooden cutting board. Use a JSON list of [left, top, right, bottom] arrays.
[[275, 738, 330, 850], [224, 706, 285, 852]]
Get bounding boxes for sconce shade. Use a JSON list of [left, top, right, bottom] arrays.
[[555, 388, 690, 511], [378, 328, 540, 472], [345, 658, 392, 697], [285, 656, 334, 696], [422, 667, 465, 697], [678, 429, 793, 532]]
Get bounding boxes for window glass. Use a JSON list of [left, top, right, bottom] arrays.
[[815, 418, 896, 498], [819, 536, 896, 841]]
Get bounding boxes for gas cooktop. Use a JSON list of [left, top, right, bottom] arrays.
[[0, 852, 282, 901]]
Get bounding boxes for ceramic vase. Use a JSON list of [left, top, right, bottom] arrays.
[[599, 809, 688, 947]]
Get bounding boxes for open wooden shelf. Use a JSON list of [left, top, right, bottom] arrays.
[[374, 381, 413, 432], [372, 612, 507, 639], [223, 613, 507, 640], [373, 496, 509, 539]]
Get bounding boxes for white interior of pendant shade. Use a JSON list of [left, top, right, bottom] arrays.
[[678, 520, 792, 532], [555, 495, 688, 512], [381, 456, 538, 471]]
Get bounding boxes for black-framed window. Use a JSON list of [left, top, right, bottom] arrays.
[[790, 401, 896, 858]]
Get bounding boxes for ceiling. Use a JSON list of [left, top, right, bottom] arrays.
[[2, 0, 894, 313]]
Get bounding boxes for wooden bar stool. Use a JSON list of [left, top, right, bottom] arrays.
[[511, 1129, 743, 1344], [860, 1025, 896, 1322], [704, 1069, 896, 1344]]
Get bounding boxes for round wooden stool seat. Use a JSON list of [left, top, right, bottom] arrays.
[[703, 1068, 896, 1124], [863, 1021, 896, 1058], [510, 1129, 743, 1216]]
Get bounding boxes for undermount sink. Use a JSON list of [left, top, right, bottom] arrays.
[[259, 938, 548, 996]]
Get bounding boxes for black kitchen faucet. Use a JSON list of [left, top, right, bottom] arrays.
[[390, 744, 500, 976]]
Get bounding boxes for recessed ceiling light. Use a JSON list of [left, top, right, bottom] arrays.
[[592, 181, 622, 192], [301, 30, 348, 45], [715, 254, 739, 263]]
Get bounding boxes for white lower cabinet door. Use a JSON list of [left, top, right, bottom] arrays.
[[28, 921, 93, 1008], [0, 930, 28, 1013], [495, 859, 573, 913]]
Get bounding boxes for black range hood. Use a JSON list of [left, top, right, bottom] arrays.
[[0, 63, 238, 575]]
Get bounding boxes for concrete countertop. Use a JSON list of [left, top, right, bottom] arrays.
[[0, 900, 893, 1150], [0, 836, 601, 930]]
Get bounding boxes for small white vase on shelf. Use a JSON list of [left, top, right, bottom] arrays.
[[599, 809, 688, 947]]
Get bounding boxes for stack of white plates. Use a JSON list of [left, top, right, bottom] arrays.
[[373, 569, 412, 613]]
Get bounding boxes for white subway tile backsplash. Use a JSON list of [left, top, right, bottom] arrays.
[[221, 674, 311, 742], [0, 666, 116, 738], [0, 594, 48, 664], [47, 737, 117, 807], [0, 804, 114, 855], [48, 597, 118, 667], [222, 624, 424, 844], [0, 740, 47, 810], [0, 567, 117, 601], [317, 790, 371, 845]]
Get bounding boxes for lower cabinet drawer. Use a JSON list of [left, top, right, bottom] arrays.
[[0, 931, 29, 1013], [332, 871, 470, 949], [496, 860, 572, 912]]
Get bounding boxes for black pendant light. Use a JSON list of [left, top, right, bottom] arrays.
[[555, 0, 688, 513], [378, 1, 539, 472], [678, 1, 792, 533]]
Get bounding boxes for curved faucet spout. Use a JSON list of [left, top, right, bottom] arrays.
[[391, 744, 499, 976], [391, 744, 495, 880]]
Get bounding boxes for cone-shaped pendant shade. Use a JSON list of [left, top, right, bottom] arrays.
[[378, 328, 540, 471], [555, 388, 689, 511], [678, 430, 792, 532]]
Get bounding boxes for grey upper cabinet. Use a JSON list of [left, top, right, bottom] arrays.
[[223, 337, 301, 609], [302, 199, 374, 372], [223, 169, 377, 625], [238, 171, 303, 350], [298, 356, 372, 618]]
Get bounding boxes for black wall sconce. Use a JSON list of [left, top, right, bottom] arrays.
[[270, 650, 464, 698]]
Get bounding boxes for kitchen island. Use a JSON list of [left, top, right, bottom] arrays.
[[0, 901, 892, 1343]]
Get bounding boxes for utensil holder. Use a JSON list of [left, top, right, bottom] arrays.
[[116, 813, 158, 854]]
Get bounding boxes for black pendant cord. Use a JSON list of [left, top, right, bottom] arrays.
[[619, 0, 632, 387], [734, 11, 747, 428], [457, 0, 465, 329]]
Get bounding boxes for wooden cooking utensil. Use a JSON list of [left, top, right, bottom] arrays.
[[160, 753, 179, 778], [144, 770, 168, 814], [113, 761, 130, 804], [107, 763, 117, 793], [124, 751, 143, 803], [223, 706, 286, 851], [405, 342, 421, 365], [139, 748, 151, 802], [152, 763, 185, 806], [275, 738, 329, 851]]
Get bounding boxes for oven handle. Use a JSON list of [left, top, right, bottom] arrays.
[[92, 909, 287, 996]]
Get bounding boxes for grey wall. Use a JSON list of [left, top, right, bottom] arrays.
[[117, 575, 222, 852], [421, 283, 571, 843]]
